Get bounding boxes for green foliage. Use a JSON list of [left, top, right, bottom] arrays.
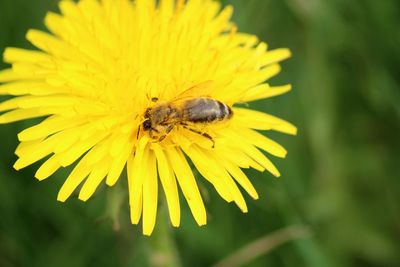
[[0, 0, 399, 266]]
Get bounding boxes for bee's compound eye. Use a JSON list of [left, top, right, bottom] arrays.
[[143, 120, 152, 131]]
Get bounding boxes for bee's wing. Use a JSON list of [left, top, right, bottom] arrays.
[[173, 80, 215, 101]]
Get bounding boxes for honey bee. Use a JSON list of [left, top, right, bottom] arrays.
[[140, 83, 233, 147]]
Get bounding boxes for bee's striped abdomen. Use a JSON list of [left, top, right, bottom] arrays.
[[183, 98, 233, 123]]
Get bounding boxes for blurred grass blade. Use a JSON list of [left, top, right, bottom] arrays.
[[213, 225, 312, 267]]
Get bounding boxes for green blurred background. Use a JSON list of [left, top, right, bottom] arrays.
[[1, 0, 399, 266]]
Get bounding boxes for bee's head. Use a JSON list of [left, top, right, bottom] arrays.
[[142, 119, 152, 131], [142, 107, 152, 131]]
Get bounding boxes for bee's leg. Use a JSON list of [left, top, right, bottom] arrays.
[[157, 134, 167, 142], [182, 125, 215, 148], [149, 128, 159, 140], [155, 125, 174, 143]]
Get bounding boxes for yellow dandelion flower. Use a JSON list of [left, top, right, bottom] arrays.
[[0, 0, 296, 235]]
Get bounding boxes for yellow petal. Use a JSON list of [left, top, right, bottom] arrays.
[[153, 144, 180, 227], [238, 42, 267, 71], [215, 142, 265, 172], [249, 64, 282, 86], [259, 48, 291, 67], [52, 126, 90, 154], [35, 154, 62, 181], [0, 108, 46, 124], [44, 12, 68, 38], [224, 127, 287, 158], [58, 131, 110, 167], [26, 29, 75, 58], [0, 97, 24, 112], [11, 96, 77, 109], [59, 0, 78, 17], [18, 115, 87, 142], [166, 148, 206, 226], [0, 81, 67, 96], [0, 69, 23, 82], [13, 136, 60, 170], [106, 144, 133, 186], [242, 144, 280, 177], [110, 131, 131, 157], [217, 64, 282, 102], [216, 154, 258, 200], [160, 0, 174, 22], [15, 139, 43, 157], [3, 47, 51, 64], [127, 154, 142, 225], [79, 157, 110, 201], [201, 149, 248, 212], [182, 145, 233, 203], [128, 137, 149, 224], [57, 155, 92, 202], [233, 107, 297, 135], [142, 150, 158, 235], [242, 84, 292, 102], [213, 146, 250, 169]]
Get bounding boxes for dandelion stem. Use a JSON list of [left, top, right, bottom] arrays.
[[147, 205, 182, 267]]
